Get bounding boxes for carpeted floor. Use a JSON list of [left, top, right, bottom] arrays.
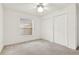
[[1, 39, 79, 55]]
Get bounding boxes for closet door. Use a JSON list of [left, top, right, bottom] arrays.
[[54, 13, 68, 47]]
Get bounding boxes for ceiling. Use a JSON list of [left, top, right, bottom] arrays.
[[3, 3, 72, 16]]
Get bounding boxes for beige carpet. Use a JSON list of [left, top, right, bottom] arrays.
[[1, 39, 79, 55]]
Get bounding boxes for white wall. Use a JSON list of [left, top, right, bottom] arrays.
[[40, 4, 77, 49], [40, 15, 53, 42], [4, 8, 40, 45], [0, 4, 3, 52]]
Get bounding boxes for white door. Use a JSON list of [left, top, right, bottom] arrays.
[[54, 13, 68, 47]]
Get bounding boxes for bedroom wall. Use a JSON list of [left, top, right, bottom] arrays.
[[40, 16, 53, 42], [4, 8, 40, 45]]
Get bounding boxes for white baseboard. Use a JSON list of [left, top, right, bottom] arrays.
[[4, 39, 40, 46], [0, 45, 3, 53]]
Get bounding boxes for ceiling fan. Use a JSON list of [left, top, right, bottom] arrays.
[[36, 3, 48, 13]]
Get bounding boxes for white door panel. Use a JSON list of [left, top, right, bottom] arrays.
[[54, 14, 67, 47]]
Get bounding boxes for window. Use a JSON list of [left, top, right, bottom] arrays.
[[20, 18, 32, 35]]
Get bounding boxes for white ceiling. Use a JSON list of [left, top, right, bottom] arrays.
[[3, 3, 72, 16]]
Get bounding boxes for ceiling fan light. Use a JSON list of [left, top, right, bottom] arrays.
[[37, 7, 44, 12]]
